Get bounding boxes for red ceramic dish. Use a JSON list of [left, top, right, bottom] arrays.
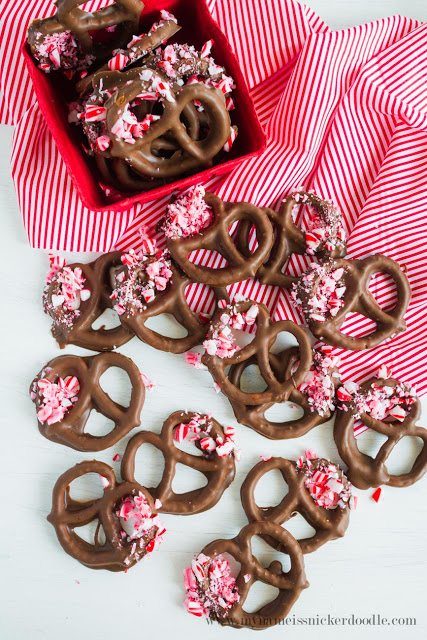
[[22, 0, 266, 213]]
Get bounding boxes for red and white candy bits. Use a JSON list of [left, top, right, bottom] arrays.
[[31, 374, 80, 425], [117, 492, 166, 564], [298, 349, 341, 417], [184, 553, 240, 619], [292, 191, 346, 256], [110, 249, 173, 316], [291, 262, 346, 323], [296, 450, 354, 510], [32, 30, 95, 73], [43, 255, 91, 329], [203, 303, 259, 359], [174, 413, 239, 459], [161, 185, 214, 239]]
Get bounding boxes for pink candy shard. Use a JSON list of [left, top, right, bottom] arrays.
[[162, 185, 213, 239], [371, 487, 382, 503], [183, 553, 240, 619]]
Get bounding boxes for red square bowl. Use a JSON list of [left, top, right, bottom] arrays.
[[22, 0, 266, 212]]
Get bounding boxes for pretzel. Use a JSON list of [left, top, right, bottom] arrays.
[[202, 301, 312, 405], [236, 192, 347, 288], [43, 252, 134, 351], [76, 12, 181, 94], [334, 376, 427, 489], [228, 347, 339, 439], [30, 352, 145, 452], [121, 411, 236, 514], [163, 192, 274, 286], [100, 70, 231, 180], [111, 250, 226, 353], [186, 522, 308, 628], [28, 0, 144, 72], [291, 254, 411, 350], [241, 457, 351, 556], [47, 461, 165, 571]]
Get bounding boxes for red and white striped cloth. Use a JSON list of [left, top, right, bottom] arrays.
[[1, 0, 427, 394]]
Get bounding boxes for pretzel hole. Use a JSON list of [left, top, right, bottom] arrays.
[[74, 520, 107, 547], [188, 249, 228, 270], [244, 582, 280, 614], [92, 308, 122, 330], [254, 469, 289, 507], [283, 513, 316, 542], [269, 332, 300, 354], [230, 221, 259, 253], [339, 312, 377, 337], [240, 364, 268, 393], [384, 436, 425, 475], [83, 411, 116, 436], [184, 283, 217, 317], [356, 430, 389, 458], [171, 463, 208, 493], [264, 401, 304, 423], [251, 535, 292, 573], [99, 366, 133, 407], [144, 313, 188, 338], [173, 431, 204, 457], [131, 444, 165, 489], [68, 473, 105, 502], [367, 271, 398, 311]]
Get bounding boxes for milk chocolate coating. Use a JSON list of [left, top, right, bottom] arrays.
[[104, 78, 231, 180], [113, 257, 227, 354], [44, 251, 133, 351], [47, 460, 158, 572], [296, 254, 411, 350], [202, 301, 313, 405], [76, 17, 181, 94], [31, 352, 145, 452], [241, 458, 350, 554], [28, 0, 144, 62], [228, 347, 334, 439], [121, 411, 235, 514], [334, 377, 427, 489], [201, 521, 309, 629], [165, 192, 274, 286]]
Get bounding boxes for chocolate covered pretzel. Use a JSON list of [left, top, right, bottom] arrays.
[[161, 188, 274, 286], [202, 301, 312, 405], [334, 374, 427, 489], [236, 191, 347, 288], [241, 456, 352, 555], [43, 252, 134, 351], [184, 521, 308, 628], [76, 11, 181, 94], [121, 411, 236, 514], [111, 249, 225, 353], [228, 347, 340, 439], [47, 461, 165, 571], [30, 352, 145, 452], [28, 0, 144, 73], [291, 254, 411, 350]]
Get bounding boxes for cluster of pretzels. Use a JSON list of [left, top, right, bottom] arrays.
[[27, 2, 237, 192], [30, 183, 426, 629]]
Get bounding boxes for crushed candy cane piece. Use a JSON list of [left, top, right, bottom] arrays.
[[185, 352, 207, 370], [337, 374, 415, 421], [112, 453, 121, 462], [140, 373, 155, 389], [371, 487, 382, 503], [117, 492, 166, 560], [298, 350, 341, 416], [292, 191, 346, 256], [203, 303, 259, 359], [184, 553, 239, 619], [33, 374, 80, 425], [296, 451, 353, 510], [161, 185, 213, 239], [291, 261, 347, 322]]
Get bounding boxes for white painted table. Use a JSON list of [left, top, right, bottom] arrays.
[[1, 2, 427, 638]]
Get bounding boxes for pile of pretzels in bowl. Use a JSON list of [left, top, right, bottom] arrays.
[[29, 182, 427, 629], [27, 1, 239, 195]]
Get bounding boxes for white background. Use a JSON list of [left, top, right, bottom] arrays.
[[1, 1, 427, 639]]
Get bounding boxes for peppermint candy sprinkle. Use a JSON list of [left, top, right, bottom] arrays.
[[31, 375, 80, 425], [296, 450, 354, 510], [291, 261, 346, 322], [161, 185, 213, 239], [174, 414, 238, 458], [203, 303, 259, 359], [184, 553, 240, 620], [117, 492, 166, 562]]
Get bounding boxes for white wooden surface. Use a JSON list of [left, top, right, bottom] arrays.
[[1, 2, 427, 638]]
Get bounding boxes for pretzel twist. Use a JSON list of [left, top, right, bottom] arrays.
[[47, 460, 157, 571], [201, 521, 309, 629], [228, 348, 332, 439], [31, 352, 145, 451], [241, 458, 350, 554], [334, 378, 427, 489], [121, 411, 235, 514], [202, 301, 313, 405]]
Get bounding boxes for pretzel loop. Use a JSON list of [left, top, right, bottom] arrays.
[[241, 458, 350, 554], [121, 411, 236, 514]]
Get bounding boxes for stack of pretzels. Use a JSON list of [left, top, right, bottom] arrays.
[[29, 168, 426, 625], [27, 1, 237, 192]]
